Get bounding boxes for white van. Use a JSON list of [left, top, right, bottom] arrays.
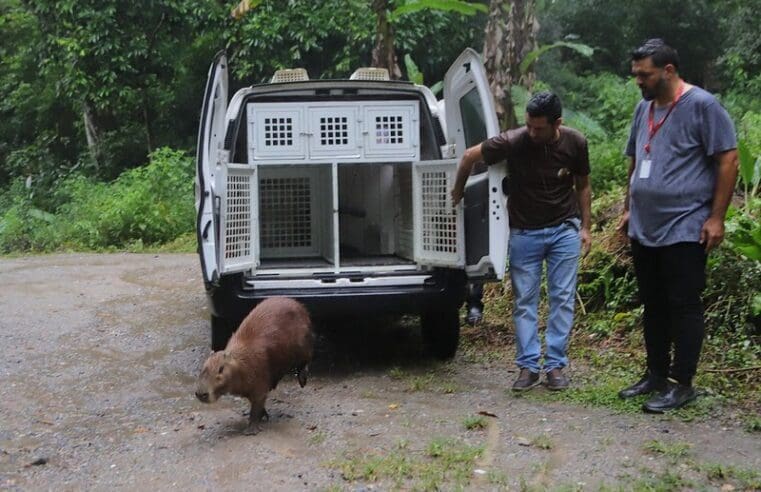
[[195, 48, 509, 358]]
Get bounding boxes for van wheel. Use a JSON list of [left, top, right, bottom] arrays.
[[421, 308, 460, 359], [211, 315, 234, 351]]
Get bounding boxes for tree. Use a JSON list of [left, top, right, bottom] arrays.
[[21, 0, 213, 178], [483, 0, 538, 128], [376, 0, 487, 80]]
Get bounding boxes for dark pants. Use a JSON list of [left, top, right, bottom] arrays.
[[630, 240, 707, 386], [467, 282, 484, 311]]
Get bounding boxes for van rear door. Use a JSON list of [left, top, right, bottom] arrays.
[[196, 51, 228, 286], [443, 48, 508, 280]]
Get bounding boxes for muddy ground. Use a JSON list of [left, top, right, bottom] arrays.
[[0, 253, 758, 491]]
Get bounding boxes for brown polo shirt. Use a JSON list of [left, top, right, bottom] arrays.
[[481, 126, 589, 229]]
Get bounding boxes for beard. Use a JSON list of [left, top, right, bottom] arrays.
[[640, 76, 668, 101]]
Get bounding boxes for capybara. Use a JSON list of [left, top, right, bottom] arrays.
[[195, 297, 314, 434]]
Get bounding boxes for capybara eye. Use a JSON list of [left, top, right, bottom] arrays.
[[218, 366, 224, 374]]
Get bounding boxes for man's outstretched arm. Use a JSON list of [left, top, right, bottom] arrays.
[[450, 143, 484, 205]]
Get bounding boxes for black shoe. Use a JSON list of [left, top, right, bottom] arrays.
[[512, 368, 540, 391], [642, 381, 697, 413], [618, 374, 667, 399], [545, 368, 569, 390], [466, 305, 483, 326]]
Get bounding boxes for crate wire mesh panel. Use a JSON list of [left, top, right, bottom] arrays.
[[257, 166, 331, 259], [364, 105, 418, 159], [264, 117, 294, 147], [220, 166, 256, 272], [259, 176, 312, 251], [320, 116, 348, 145], [308, 107, 360, 159], [413, 160, 463, 267], [374, 115, 404, 144], [248, 104, 305, 161]]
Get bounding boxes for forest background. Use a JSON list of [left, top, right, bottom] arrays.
[[0, 0, 759, 420]]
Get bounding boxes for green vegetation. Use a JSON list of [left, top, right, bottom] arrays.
[[330, 437, 482, 490], [462, 415, 487, 431], [0, 148, 194, 253], [644, 440, 692, 460], [530, 434, 554, 450]]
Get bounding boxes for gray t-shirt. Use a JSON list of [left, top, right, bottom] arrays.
[[625, 86, 737, 246]]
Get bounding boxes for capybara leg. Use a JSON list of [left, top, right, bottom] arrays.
[[297, 364, 309, 388], [249, 404, 266, 422], [243, 422, 261, 436], [244, 395, 268, 434]]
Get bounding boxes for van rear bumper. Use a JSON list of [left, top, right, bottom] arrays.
[[205, 269, 467, 324]]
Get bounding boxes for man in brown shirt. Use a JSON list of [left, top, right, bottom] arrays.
[[452, 92, 592, 391]]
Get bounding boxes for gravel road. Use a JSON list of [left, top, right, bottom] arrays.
[[1, 254, 759, 491]]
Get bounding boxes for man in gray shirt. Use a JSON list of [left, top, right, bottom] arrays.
[[618, 39, 738, 412]]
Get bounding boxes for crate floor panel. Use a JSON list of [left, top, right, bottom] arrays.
[[340, 254, 414, 266], [258, 254, 413, 269], [259, 257, 333, 269]]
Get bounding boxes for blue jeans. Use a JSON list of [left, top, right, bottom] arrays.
[[509, 219, 581, 373]]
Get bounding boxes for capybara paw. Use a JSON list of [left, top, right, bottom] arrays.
[[297, 366, 309, 388], [243, 423, 261, 435]]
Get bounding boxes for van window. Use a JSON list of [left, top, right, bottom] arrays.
[[459, 87, 487, 148]]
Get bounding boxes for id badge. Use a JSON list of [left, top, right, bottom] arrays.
[[639, 159, 652, 179]]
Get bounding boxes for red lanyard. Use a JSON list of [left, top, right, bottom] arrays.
[[645, 82, 685, 155]]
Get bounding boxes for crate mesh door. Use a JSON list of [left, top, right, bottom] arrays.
[[308, 107, 359, 159], [220, 166, 256, 272], [364, 105, 419, 160], [258, 167, 323, 258], [413, 161, 463, 267], [248, 104, 306, 161]]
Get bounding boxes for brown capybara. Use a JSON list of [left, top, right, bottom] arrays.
[[195, 297, 314, 435]]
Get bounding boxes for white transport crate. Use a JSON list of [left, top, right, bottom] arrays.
[[247, 101, 419, 163], [218, 159, 464, 274]]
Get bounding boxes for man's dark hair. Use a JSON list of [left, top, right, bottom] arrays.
[[526, 91, 562, 123], [631, 38, 680, 70]]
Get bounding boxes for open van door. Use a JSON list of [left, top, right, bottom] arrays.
[[196, 51, 228, 286], [443, 48, 508, 280]]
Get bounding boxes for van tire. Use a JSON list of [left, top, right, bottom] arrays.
[[211, 315, 234, 351], [421, 308, 460, 359]]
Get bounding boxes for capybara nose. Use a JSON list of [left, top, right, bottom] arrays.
[[195, 391, 209, 402]]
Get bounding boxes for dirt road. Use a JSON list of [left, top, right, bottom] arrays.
[[1, 254, 759, 491]]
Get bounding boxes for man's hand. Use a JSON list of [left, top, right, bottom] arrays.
[[616, 210, 630, 237], [451, 184, 465, 206], [450, 144, 484, 206], [700, 216, 725, 253], [580, 227, 592, 257]]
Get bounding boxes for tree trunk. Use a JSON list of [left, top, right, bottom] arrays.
[[82, 102, 102, 170], [142, 91, 154, 155], [371, 0, 402, 79], [482, 0, 538, 129]]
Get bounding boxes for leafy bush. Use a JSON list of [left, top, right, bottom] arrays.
[[0, 147, 194, 252]]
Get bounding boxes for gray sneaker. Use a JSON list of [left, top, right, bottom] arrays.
[[545, 368, 569, 390], [512, 368, 541, 391]]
